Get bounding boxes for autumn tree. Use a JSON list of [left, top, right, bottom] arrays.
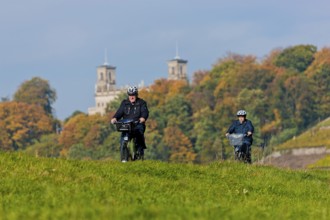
[[164, 126, 196, 163], [13, 77, 57, 115], [305, 48, 330, 119], [0, 102, 53, 151], [15, 44, 327, 163], [58, 113, 112, 159]]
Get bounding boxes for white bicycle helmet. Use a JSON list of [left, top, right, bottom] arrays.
[[127, 86, 138, 96], [237, 110, 247, 117]]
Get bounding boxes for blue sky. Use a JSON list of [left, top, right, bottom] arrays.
[[1, 0, 330, 119]]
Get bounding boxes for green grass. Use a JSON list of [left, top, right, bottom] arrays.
[[309, 155, 330, 169], [0, 153, 329, 220], [276, 117, 330, 150]]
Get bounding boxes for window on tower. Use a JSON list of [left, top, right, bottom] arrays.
[[100, 73, 104, 80]]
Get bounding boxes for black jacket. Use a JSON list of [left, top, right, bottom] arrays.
[[113, 98, 149, 122], [227, 119, 254, 145]]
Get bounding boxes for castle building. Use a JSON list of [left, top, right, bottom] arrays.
[[167, 44, 188, 81], [88, 59, 121, 115], [88, 48, 188, 115]]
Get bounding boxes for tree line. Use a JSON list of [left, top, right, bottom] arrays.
[[1, 44, 329, 163]]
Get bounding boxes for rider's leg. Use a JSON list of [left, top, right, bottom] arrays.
[[246, 144, 252, 164], [120, 133, 127, 162], [120, 132, 125, 146], [133, 123, 146, 155], [234, 145, 240, 160]]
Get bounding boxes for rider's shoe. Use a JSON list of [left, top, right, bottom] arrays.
[[121, 160, 127, 163]]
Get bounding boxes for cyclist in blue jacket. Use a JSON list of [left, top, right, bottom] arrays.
[[226, 110, 254, 163]]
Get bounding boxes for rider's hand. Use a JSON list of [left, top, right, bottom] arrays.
[[111, 118, 117, 124], [225, 133, 229, 137], [139, 117, 146, 123], [247, 131, 252, 136]]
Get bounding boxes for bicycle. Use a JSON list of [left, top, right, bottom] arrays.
[[114, 119, 144, 162], [227, 133, 250, 163]]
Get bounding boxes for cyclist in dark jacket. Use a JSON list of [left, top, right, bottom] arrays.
[[111, 86, 149, 156], [226, 110, 254, 163]]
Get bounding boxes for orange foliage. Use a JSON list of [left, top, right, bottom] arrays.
[[58, 113, 110, 156], [261, 109, 282, 135], [164, 126, 196, 163], [0, 102, 53, 150], [143, 78, 188, 107], [305, 47, 330, 77]]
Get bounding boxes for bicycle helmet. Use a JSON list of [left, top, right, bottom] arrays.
[[127, 86, 138, 96], [237, 110, 247, 117]]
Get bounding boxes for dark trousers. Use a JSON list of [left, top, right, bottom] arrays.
[[120, 123, 146, 154], [234, 143, 252, 163]]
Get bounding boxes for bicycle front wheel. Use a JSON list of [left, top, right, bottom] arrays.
[[120, 141, 129, 162]]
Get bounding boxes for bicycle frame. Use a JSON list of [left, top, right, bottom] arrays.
[[227, 133, 249, 163], [114, 119, 143, 162]]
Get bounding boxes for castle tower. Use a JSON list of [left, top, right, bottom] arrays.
[[95, 64, 116, 93], [167, 43, 188, 81], [88, 50, 121, 115]]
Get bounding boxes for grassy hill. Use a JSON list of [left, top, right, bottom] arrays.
[[270, 117, 330, 168], [275, 117, 330, 150], [0, 153, 329, 219], [309, 155, 330, 169]]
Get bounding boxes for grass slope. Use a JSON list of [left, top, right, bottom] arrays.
[[0, 153, 329, 220], [276, 117, 330, 150], [309, 155, 330, 169]]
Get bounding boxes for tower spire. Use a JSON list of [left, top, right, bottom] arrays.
[[104, 48, 109, 65], [174, 41, 180, 59]]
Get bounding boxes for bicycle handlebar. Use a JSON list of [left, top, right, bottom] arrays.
[[227, 133, 247, 137], [113, 120, 140, 125]]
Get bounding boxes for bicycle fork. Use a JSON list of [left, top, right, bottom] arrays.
[[120, 133, 130, 162]]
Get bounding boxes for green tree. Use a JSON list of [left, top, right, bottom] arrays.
[[25, 134, 61, 157], [192, 107, 220, 163], [13, 77, 57, 115], [305, 48, 330, 119], [164, 94, 193, 136], [274, 45, 317, 72], [144, 119, 168, 161], [64, 110, 86, 123], [106, 92, 127, 113]]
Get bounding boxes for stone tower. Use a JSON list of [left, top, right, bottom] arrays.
[[95, 64, 116, 93], [167, 44, 188, 81], [88, 52, 121, 115]]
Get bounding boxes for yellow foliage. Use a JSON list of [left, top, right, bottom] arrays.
[[261, 109, 282, 135], [59, 113, 109, 156], [305, 47, 330, 77], [164, 126, 196, 163], [0, 102, 53, 150]]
